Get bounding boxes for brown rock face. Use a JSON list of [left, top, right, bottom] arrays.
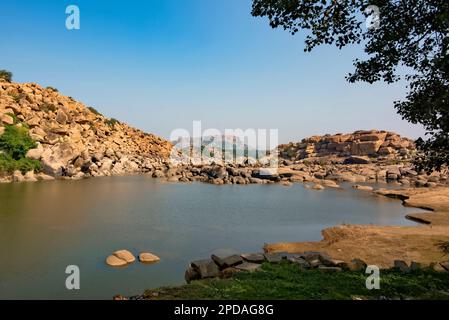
[[0, 81, 173, 179], [279, 130, 415, 160]]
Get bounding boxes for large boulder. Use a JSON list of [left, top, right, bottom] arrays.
[[41, 143, 82, 176], [190, 259, 220, 279], [343, 156, 371, 165], [26, 143, 44, 160]]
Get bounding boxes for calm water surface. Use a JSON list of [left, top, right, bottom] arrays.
[[0, 176, 420, 299]]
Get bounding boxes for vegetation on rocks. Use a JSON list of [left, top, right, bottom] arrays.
[[139, 262, 449, 300], [0, 125, 41, 174], [0, 70, 12, 82]]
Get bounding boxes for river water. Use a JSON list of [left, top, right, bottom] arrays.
[[0, 176, 419, 299]]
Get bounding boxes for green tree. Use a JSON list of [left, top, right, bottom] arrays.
[[252, 0, 449, 172]]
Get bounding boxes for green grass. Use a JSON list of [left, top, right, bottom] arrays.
[[0, 125, 41, 174], [142, 262, 449, 300]]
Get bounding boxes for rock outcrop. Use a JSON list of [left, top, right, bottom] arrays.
[[0, 80, 172, 180], [279, 130, 415, 161]]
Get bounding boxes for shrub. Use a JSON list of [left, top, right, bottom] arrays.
[[0, 70, 12, 82], [46, 86, 59, 92], [105, 118, 119, 127], [0, 154, 41, 174], [88, 106, 102, 116], [0, 125, 41, 174], [0, 125, 37, 159]]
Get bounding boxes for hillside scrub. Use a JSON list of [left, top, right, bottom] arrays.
[[0, 125, 41, 174]]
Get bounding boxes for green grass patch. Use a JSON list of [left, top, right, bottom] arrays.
[[142, 262, 449, 300], [0, 125, 41, 174]]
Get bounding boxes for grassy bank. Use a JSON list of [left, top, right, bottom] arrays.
[[140, 262, 449, 300]]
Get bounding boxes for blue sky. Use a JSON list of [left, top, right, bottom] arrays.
[[1, 0, 424, 143]]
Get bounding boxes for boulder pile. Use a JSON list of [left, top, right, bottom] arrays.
[[0, 80, 172, 181], [279, 130, 415, 161]]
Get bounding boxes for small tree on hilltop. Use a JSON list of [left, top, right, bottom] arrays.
[[0, 70, 12, 82]]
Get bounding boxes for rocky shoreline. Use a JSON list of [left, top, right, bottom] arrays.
[[1, 80, 448, 189]]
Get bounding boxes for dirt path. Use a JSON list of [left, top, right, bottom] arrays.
[[265, 187, 449, 268]]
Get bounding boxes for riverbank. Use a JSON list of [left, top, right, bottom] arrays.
[[266, 187, 449, 268], [130, 186, 449, 300], [129, 261, 449, 300]]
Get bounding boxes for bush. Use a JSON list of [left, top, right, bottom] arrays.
[[0, 125, 41, 174], [0, 69, 12, 82], [88, 106, 102, 116], [46, 86, 59, 92], [0, 125, 37, 159], [0, 154, 41, 174], [105, 118, 119, 127]]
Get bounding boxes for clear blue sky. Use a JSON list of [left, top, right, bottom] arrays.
[[1, 0, 424, 143]]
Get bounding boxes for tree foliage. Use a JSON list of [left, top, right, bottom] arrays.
[[252, 0, 449, 172], [0, 69, 12, 82]]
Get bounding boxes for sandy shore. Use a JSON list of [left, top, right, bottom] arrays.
[[265, 187, 449, 268]]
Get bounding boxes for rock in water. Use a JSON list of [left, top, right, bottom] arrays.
[[113, 250, 136, 263], [106, 255, 128, 267], [191, 259, 220, 279], [139, 252, 160, 264]]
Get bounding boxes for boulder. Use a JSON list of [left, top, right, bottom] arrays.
[[26, 143, 44, 160], [241, 253, 266, 264], [234, 262, 262, 272], [139, 252, 160, 264], [211, 254, 243, 269], [185, 267, 201, 283], [106, 255, 128, 267], [343, 156, 371, 165], [312, 184, 324, 190], [321, 180, 340, 188], [12, 170, 25, 182], [318, 266, 342, 273], [191, 259, 220, 279], [24, 171, 37, 182], [1, 114, 14, 125], [113, 250, 136, 264], [394, 260, 410, 273], [264, 252, 287, 263], [353, 185, 374, 192]]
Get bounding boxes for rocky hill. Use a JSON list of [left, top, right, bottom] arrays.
[[0, 80, 172, 182], [279, 130, 415, 161]]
